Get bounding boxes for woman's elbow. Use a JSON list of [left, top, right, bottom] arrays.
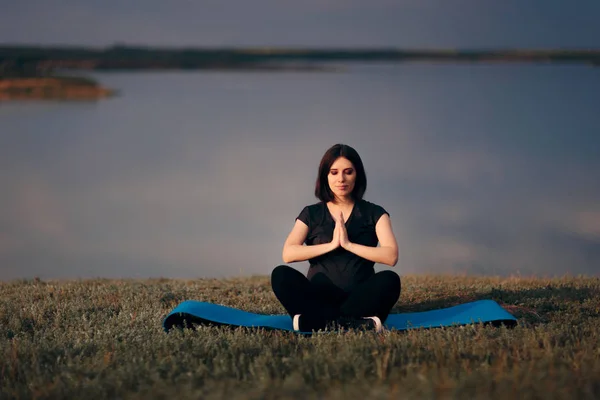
[[388, 248, 399, 267], [282, 247, 294, 264], [383, 257, 398, 267]]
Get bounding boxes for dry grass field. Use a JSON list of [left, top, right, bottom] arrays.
[[1, 274, 599, 399]]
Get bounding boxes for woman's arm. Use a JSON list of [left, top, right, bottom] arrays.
[[282, 219, 339, 263], [338, 213, 398, 266]]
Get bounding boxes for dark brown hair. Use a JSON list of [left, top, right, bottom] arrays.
[[315, 144, 367, 202]]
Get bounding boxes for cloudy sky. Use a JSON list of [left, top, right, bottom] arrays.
[[1, 0, 599, 48]]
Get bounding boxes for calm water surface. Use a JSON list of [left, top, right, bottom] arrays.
[[1, 64, 599, 280]]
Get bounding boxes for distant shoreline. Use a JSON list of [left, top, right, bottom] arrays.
[[2, 45, 598, 101], [0, 76, 115, 101], [1, 45, 599, 72]]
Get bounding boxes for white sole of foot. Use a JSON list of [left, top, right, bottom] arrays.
[[365, 316, 383, 333], [293, 314, 301, 331]]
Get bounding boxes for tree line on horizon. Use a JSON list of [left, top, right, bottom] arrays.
[[1, 45, 599, 77]]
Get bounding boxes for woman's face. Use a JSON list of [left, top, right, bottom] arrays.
[[327, 157, 356, 200]]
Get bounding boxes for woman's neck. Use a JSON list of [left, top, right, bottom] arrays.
[[331, 196, 354, 207]]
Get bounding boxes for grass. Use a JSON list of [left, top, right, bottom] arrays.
[[1, 274, 599, 399]]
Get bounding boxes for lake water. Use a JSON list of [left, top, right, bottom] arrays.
[[1, 63, 599, 280]]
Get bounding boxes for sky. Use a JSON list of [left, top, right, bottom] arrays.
[[1, 0, 599, 49]]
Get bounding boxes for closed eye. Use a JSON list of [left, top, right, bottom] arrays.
[[330, 168, 353, 175]]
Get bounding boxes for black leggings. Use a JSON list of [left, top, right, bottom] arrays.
[[271, 264, 401, 331]]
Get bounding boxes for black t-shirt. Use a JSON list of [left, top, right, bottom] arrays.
[[296, 199, 389, 292]]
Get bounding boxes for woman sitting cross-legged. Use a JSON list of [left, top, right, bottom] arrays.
[[271, 143, 401, 333]]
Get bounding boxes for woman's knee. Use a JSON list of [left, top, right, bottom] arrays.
[[271, 264, 306, 289], [271, 264, 289, 278], [271, 264, 290, 286], [376, 269, 400, 284], [375, 270, 401, 293]]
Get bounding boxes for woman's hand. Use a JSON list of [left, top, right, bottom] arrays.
[[330, 221, 341, 250], [336, 211, 352, 250], [329, 211, 345, 251], [329, 210, 353, 251]]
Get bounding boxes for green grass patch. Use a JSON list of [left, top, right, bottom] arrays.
[[1, 275, 599, 399]]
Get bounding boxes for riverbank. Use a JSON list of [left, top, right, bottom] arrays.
[[0, 76, 116, 101]]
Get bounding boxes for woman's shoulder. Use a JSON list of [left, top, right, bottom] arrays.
[[306, 201, 325, 209], [298, 201, 325, 218], [296, 202, 326, 228], [358, 199, 385, 210], [302, 201, 326, 216], [357, 199, 389, 220]]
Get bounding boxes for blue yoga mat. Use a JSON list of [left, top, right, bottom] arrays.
[[163, 299, 517, 333]]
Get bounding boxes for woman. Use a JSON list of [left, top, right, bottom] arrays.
[[271, 144, 401, 332]]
